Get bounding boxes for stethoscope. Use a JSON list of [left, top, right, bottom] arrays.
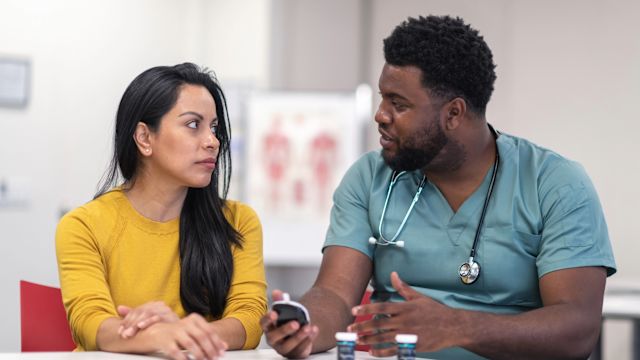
[[368, 144, 500, 285], [368, 172, 427, 248]]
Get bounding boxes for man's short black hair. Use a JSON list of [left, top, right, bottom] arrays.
[[383, 15, 497, 115]]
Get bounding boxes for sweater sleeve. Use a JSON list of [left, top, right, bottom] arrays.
[[55, 207, 118, 351], [222, 203, 268, 349]]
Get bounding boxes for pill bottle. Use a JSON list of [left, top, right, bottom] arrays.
[[395, 334, 418, 360], [335, 332, 357, 360]]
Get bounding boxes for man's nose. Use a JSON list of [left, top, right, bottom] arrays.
[[374, 104, 391, 124]]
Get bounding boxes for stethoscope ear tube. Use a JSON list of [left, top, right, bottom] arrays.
[[371, 172, 426, 248]]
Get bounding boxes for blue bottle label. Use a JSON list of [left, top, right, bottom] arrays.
[[336, 342, 355, 360], [397, 343, 416, 360]]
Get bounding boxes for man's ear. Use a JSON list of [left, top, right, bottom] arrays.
[[443, 98, 467, 131], [133, 122, 153, 156]]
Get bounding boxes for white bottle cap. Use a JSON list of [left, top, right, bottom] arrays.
[[335, 332, 358, 342], [395, 334, 418, 344], [282, 292, 290, 302]]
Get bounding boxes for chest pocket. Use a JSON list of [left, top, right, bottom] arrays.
[[478, 226, 542, 307]]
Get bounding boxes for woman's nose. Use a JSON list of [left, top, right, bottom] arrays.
[[204, 130, 220, 150]]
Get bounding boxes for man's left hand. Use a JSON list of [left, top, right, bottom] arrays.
[[347, 271, 458, 357]]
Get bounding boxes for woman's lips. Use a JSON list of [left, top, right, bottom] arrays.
[[196, 159, 216, 170]]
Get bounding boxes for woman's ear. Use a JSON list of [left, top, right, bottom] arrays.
[[443, 98, 467, 131], [133, 122, 153, 156]]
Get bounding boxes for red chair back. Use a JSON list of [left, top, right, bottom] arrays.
[[20, 280, 76, 351], [355, 290, 373, 352]]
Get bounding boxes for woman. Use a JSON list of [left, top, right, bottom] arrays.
[[55, 63, 266, 360]]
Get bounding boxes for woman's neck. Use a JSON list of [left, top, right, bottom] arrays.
[[124, 170, 188, 222]]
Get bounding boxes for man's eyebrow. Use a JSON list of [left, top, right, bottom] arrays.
[[178, 111, 204, 119], [380, 91, 409, 101]]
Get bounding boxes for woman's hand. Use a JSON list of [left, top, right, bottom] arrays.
[[149, 313, 228, 360], [118, 301, 180, 339]]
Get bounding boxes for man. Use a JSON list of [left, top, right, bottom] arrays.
[[261, 15, 616, 359]]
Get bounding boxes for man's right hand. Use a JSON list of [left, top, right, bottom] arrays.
[[260, 289, 319, 359]]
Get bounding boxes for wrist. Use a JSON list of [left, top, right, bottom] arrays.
[[140, 322, 169, 351], [444, 307, 472, 349]]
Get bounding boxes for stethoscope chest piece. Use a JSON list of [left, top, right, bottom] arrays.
[[459, 259, 481, 284]]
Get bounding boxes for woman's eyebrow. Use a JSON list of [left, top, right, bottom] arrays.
[[178, 111, 204, 119]]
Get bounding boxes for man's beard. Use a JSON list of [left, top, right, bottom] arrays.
[[382, 121, 448, 172]]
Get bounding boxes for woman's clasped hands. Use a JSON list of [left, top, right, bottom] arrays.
[[117, 301, 228, 360]]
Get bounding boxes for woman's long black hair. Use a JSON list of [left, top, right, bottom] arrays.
[[96, 63, 241, 318]]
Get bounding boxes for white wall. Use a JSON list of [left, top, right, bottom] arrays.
[[0, 0, 271, 351], [269, 0, 365, 90]]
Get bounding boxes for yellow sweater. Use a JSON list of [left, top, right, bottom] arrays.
[[55, 189, 267, 351]]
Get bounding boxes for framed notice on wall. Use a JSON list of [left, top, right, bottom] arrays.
[[0, 57, 30, 108], [245, 86, 372, 265]]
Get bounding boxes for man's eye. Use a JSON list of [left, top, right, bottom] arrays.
[[392, 101, 406, 110]]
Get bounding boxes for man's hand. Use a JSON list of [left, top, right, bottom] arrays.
[[117, 301, 180, 339], [348, 272, 456, 357], [260, 289, 319, 359]]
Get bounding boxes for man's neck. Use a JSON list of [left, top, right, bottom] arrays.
[[426, 123, 497, 212]]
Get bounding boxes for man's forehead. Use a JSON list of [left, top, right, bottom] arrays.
[[379, 64, 428, 96], [382, 63, 423, 76]]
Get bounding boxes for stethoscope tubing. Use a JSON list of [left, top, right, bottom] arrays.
[[377, 171, 426, 245], [469, 153, 500, 260]]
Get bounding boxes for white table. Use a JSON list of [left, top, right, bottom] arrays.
[[0, 349, 395, 359]]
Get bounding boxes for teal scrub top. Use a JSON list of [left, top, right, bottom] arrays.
[[323, 131, 616, 359]]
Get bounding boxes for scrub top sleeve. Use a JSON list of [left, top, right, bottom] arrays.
[[536, 161, 617, 278], [323, 153, 376, 259]]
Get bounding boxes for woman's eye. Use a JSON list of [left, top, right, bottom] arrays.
[[211, 124, 218, 133], [187, 121, 198, 129]]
